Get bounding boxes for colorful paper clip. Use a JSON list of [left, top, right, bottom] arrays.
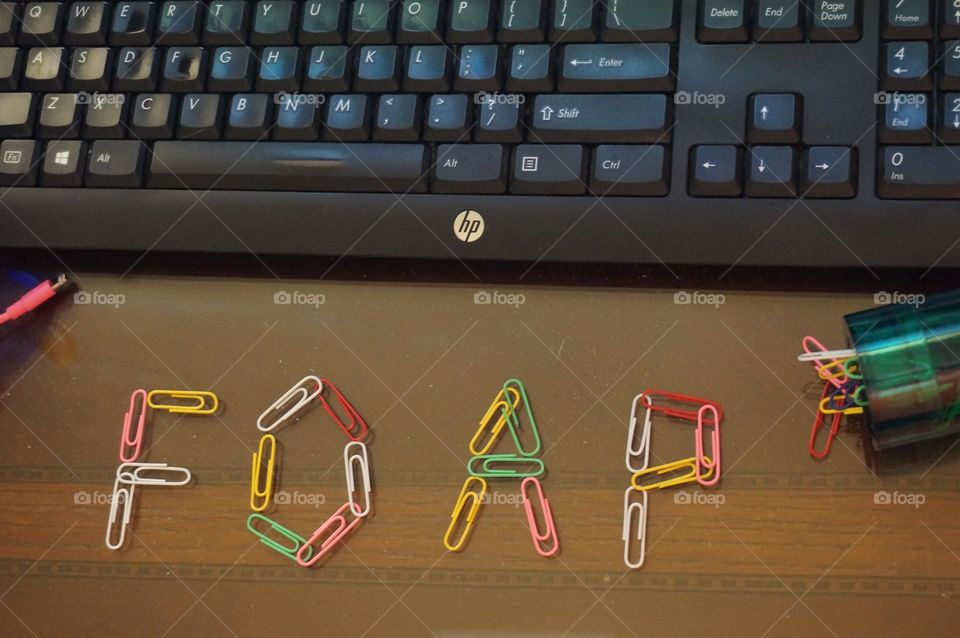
[[105, 477, 136, 550], [817, 358, 851, 383], [625, 393, 653, 473], [116, 462, 192, 486], [146, 390, 219, 415], [638, 389, 723, 424], [247, 513, 313, 562], [800, 336, 854, 390], [521, 477, 559, 558], [467, 454, 545, 478], [622, 487, 648, 569], [843, 358, 863, 380], [119, 389, 148, 463], [810, 383, 843, 460], [250, 434, 277, 512], [818, 395, 864, 416], [853, 384, 868, 407], [503, 378, 542, 458], [318, 379, 369, 441], [631, 456, 714, 492], [695, 404, 721, 487], [344, 441, 372, 517], [257, 375, 323, 432], [443, 477, 487, 552], [296, 502, 363, 567], [469, 386, 521, 456]]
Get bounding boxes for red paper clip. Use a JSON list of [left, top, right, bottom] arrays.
[[319, 379, 369, 442], [638, 389, 723, 424], [119, 389, 148, 463], [809, 382, 842, 460], [695, 404, 722, 487], [296, 502, 363, 567], [521, 477, 559, 558]]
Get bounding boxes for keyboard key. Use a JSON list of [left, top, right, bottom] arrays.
[[511, 144, 586, 195], [699, 0, 748, 43], [163, 47, 206, 92], [803, 146, 856, 198], [0, 3, 18, 47], [454, 44, 500, 92], [433, 143, 506, 193], [748, 93, 800, 144], [65, 2, 108, 45], [506, 43, 552, 92], [110, 2, 156, 46], [424, 94, 470, 141], [808, 0, 860, 42], [356, 44, 400, 92], [942, 41, 960, 90], [21, 2, 62, 46], [448, 0, 494, 43], [84, 93, 127, 138], [204, 1, 249, 45], [944, 2, 960, 38], [0, 47, 21, 90], [301, 0, 345, 44], [602, 0, 677, 42], [942, 93, 960, 142], [323, 94, 369, 141], [398, 0, 441, 43], [591, 145, 669, 196], [405, 45, 449, 92], [226, 93, 271, 139], [884, 0, 931, 40], [158, 1, 203, 45], [131, 93, 176, 138], [559, 43, 674, 92], [754, 1, 803, 42], [745, 146, 796, 198], [86, 139, 144, 187], [883, 41, 931, 91], [178, 93, 222, 138], [304, 45, 350, 91], [498, 0, 544, 42], [208, 46, 253, 91], [879, 146, 960, 198], [550, 0, 596, 42], [38, 93, 81, 138], [880, 93, 931, 143], [689, 145, 741, 197], [148, 141, 429, 192], [274, 94, 322, 140], [23, 47, 65, 90], [115, 46, 158, 91], [251, 0, 296, 45], [373, 94, 420, 141], [349, 0, 393, 43], [256, 46, 300, 91], [476, 95, 522, 143], [0, 93, 35, 137], [530, 94, 670, 143], [0, 139, 38, 186], [68, 47, 111, 91], [42, 140, 85, 186]]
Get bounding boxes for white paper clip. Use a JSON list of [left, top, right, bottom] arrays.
[[622, 487, 648, 569], [344, 441, 372, 517], [625, 394, 653, 473], [257, 375, 324, 432], [116, 462, 192, 486], [105, 477, 136, 551]]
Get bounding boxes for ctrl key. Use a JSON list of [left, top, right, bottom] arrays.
[[0, 140, 39, 186]]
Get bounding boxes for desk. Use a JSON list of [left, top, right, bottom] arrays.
[[1, 270, 958, 637]]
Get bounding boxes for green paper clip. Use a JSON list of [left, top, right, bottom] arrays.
[[853, 384, 869, 407], [502, 378, 542, 458], [246, 513, 313, 562], [843, 358, 863, 380], [468, 453, 545, 478]]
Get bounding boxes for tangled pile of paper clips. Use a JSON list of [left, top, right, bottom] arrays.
[[799, 336, 865, 459], [624, 390, 724, 569], [247, 375, 373, 566], [106, 389, 219, 550], [443, 378, 560, 557]]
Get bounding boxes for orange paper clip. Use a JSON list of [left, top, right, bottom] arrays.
[[318, 379, 368, 441], [695, 404, 721, 487], [469, 387, 521, 456], [119, 389, 148, 463], [521, 477, 559, 558], [295, 502, 363, 567]]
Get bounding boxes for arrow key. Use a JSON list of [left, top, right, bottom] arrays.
[[748, 94, 800, 144], [689, 145, 741, 198], [883, 41, 931, 92], [745, 146, 796, 198], [803, 146, 857, 199]]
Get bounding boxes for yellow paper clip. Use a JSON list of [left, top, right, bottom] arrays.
[[250, 434, 277, 512], [631, 456, 714, 492], [443, 477, 487, 552], [147, 390, 219, 415], [817, 358, 851, 382], [468, 387, 521, 456], [818, 396, 864, 416]]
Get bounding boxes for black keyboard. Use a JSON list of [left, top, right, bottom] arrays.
[[0, 1, 958, 268]]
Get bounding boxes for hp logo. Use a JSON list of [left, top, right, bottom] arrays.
[[453, 210, 485, 243]]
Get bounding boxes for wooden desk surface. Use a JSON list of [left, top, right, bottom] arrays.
[[1, 273, 959, 637]]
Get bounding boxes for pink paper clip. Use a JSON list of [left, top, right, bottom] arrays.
[[296, 502, 363, 567], [319, 380, 369, 442], [521, 477, 559, 557], [119, 389, 148, 462], [802, 336, 846, 390], [637, 389, 723, 424], [695, 404, 721, 487], [809, 382, 843, 460]]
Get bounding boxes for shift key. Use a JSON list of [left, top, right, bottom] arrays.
[[531, 94, 670, 144]]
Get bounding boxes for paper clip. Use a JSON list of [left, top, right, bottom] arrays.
[[469, 386, 521, 456], [622, 487, 648, 569], [631, 456, 713, 492], [695, 404, 721, 487], [146, 390, 219, 415], [810, 383, 843, 460], [638, 389, 723, 424], [119, 389, 148, 463], [503, 378, 542, 458], [116, 462, 192, 486], [853, 385, 868, 407], [296, 502, 363, 567], [817, 358, 851, 382], [818, 395, 864, 416], [105, 477, 136, 550], [843, 358, 863, 380], [250, 434, 277, 512], [318, 379, 369, 441], [344, 441, 372, 517], [625, 393, 653, 473], [247, 513, 314, 562], [521, 477, 559, 558], [256, 375, 323, 432], [443, 477, 486, 552], [800, 336, 851, 389], [467, 454, 545, 478]]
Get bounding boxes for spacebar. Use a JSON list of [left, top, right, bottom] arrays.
[[148, 142, 429, 193]]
